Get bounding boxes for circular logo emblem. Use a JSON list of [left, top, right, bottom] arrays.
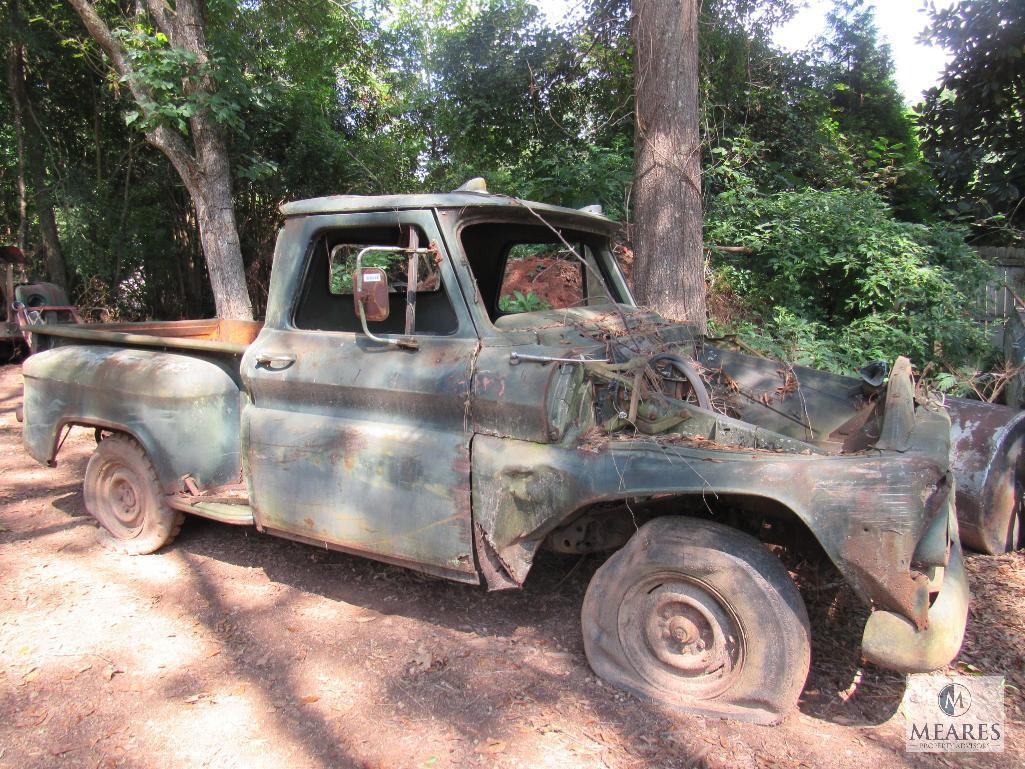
[[938, 683, 972, 717]]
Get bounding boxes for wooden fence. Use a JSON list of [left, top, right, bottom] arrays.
[[976, 247, 1025, 346]]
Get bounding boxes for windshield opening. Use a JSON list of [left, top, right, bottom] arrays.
[[459, 221, 623, 323]]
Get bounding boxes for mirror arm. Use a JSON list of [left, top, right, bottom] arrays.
[[405, 229, 418, 335], [354, 246, 420, 351], [355, 299, 419, 350]]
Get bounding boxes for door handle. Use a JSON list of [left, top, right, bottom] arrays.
[[255, 353, 296, 369]]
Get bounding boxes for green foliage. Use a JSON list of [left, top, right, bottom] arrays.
[[328, 248, 407, 295], [698, 1, 866, 195], [499, 290, 551, 313], [813, 1, 935, 220], [706, 187, 995, 373], [116, 25, 241, 134], [0, 0, 1001, 397]]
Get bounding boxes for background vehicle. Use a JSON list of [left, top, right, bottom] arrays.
[[2, 251, 80, 357]]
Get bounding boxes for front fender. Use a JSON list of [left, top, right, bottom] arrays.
[[472, 433, 947, 628]]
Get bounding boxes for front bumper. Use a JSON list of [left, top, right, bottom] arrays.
[[860, 534, 969, 673]]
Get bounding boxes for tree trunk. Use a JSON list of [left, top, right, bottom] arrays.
[[186, 163, 253, 320], [631, 0, 705, 332], [67, 0, 253, 320], [6, 39, 68, 288], [154, 0, 252, 320], [9, 51, 27, 253]]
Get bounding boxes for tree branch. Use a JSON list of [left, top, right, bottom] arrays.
[[143, 0, 173, 36], [66, 0, 199, 180]]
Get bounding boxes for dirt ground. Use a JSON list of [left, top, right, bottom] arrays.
[[0, 362, 1022, 769]]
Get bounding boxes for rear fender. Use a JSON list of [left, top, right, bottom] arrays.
[[22, 345, 242, 491]]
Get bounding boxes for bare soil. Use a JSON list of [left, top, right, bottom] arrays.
[[0, 362, 1022, 769], [501, 256, 583, 309]]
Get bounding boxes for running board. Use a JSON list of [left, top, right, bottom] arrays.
[[166, 496, 255, 526]]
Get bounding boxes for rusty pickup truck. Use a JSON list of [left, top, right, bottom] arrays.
[[21, 184, 976, 724]]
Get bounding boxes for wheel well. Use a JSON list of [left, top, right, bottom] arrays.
[[46, 420, 175, 489], [543, 493, 830, 566], [48, 419, 136, 461]]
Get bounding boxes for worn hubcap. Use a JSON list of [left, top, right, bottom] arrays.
[[619, 574, 744, 698], [112, 477, 140, 523], [99, 464, 146, 539]]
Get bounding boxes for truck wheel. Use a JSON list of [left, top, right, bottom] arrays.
[[581, 516, 810, 724], [83, 434, 184, 555]]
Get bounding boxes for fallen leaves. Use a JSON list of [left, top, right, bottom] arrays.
[[475, 739, 505, 755], [14, 709, 50, 728], [407, 644, 447, 676]]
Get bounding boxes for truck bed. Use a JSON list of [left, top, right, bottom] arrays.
[[31, 318, 263, 355]]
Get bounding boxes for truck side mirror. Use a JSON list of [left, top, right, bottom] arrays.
[[353, 267, 390, 322]]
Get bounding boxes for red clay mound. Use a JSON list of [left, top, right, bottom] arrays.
[[500, 256, 584, 309]]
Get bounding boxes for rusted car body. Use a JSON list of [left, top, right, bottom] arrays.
[[1, 264, 80, 353], [1004, 305, 1025, 409], [698, 349, 1025, 556], [20, 190, 975, 723]]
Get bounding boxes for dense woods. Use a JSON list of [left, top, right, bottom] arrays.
[[1, 0, 1022, 386]]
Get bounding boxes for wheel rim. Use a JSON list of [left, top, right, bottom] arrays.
[[618, 571, 745, 699], [95, 461, 146, 539], [1013, 473, 1023, 550]]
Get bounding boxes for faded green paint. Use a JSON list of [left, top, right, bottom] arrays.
[[278, 191, 619, 227], [22, 345, 242, 490], [471, 381, 956, 628], [21, 192, 979, 677]]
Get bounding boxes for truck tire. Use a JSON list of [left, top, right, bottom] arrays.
[[581, 516, 810, 724], [83, 434, 184, 555]]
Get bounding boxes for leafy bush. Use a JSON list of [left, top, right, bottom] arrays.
[[705, 187, 996, 374], [499, 290, 551, 314]]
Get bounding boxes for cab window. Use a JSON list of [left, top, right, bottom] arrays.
[[294, 225, 458, 335]]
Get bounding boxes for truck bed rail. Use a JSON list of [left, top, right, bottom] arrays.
[[30, 318, 261, 355]]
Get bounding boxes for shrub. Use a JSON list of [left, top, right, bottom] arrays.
[[498, 290, 551, 314], [705, 187, 996, 375]]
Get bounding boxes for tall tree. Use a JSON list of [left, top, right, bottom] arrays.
[[819, 1, 912, 150], [919, 0, 1025, 244], [5, 0, 68, 287], [817, 0, 932, 220], [631, 0, 705, 330], [5, 41, 27, 253], [67, 0, 253, 319]]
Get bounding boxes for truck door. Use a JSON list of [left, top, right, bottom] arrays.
[[241, 210, 480, 583]]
